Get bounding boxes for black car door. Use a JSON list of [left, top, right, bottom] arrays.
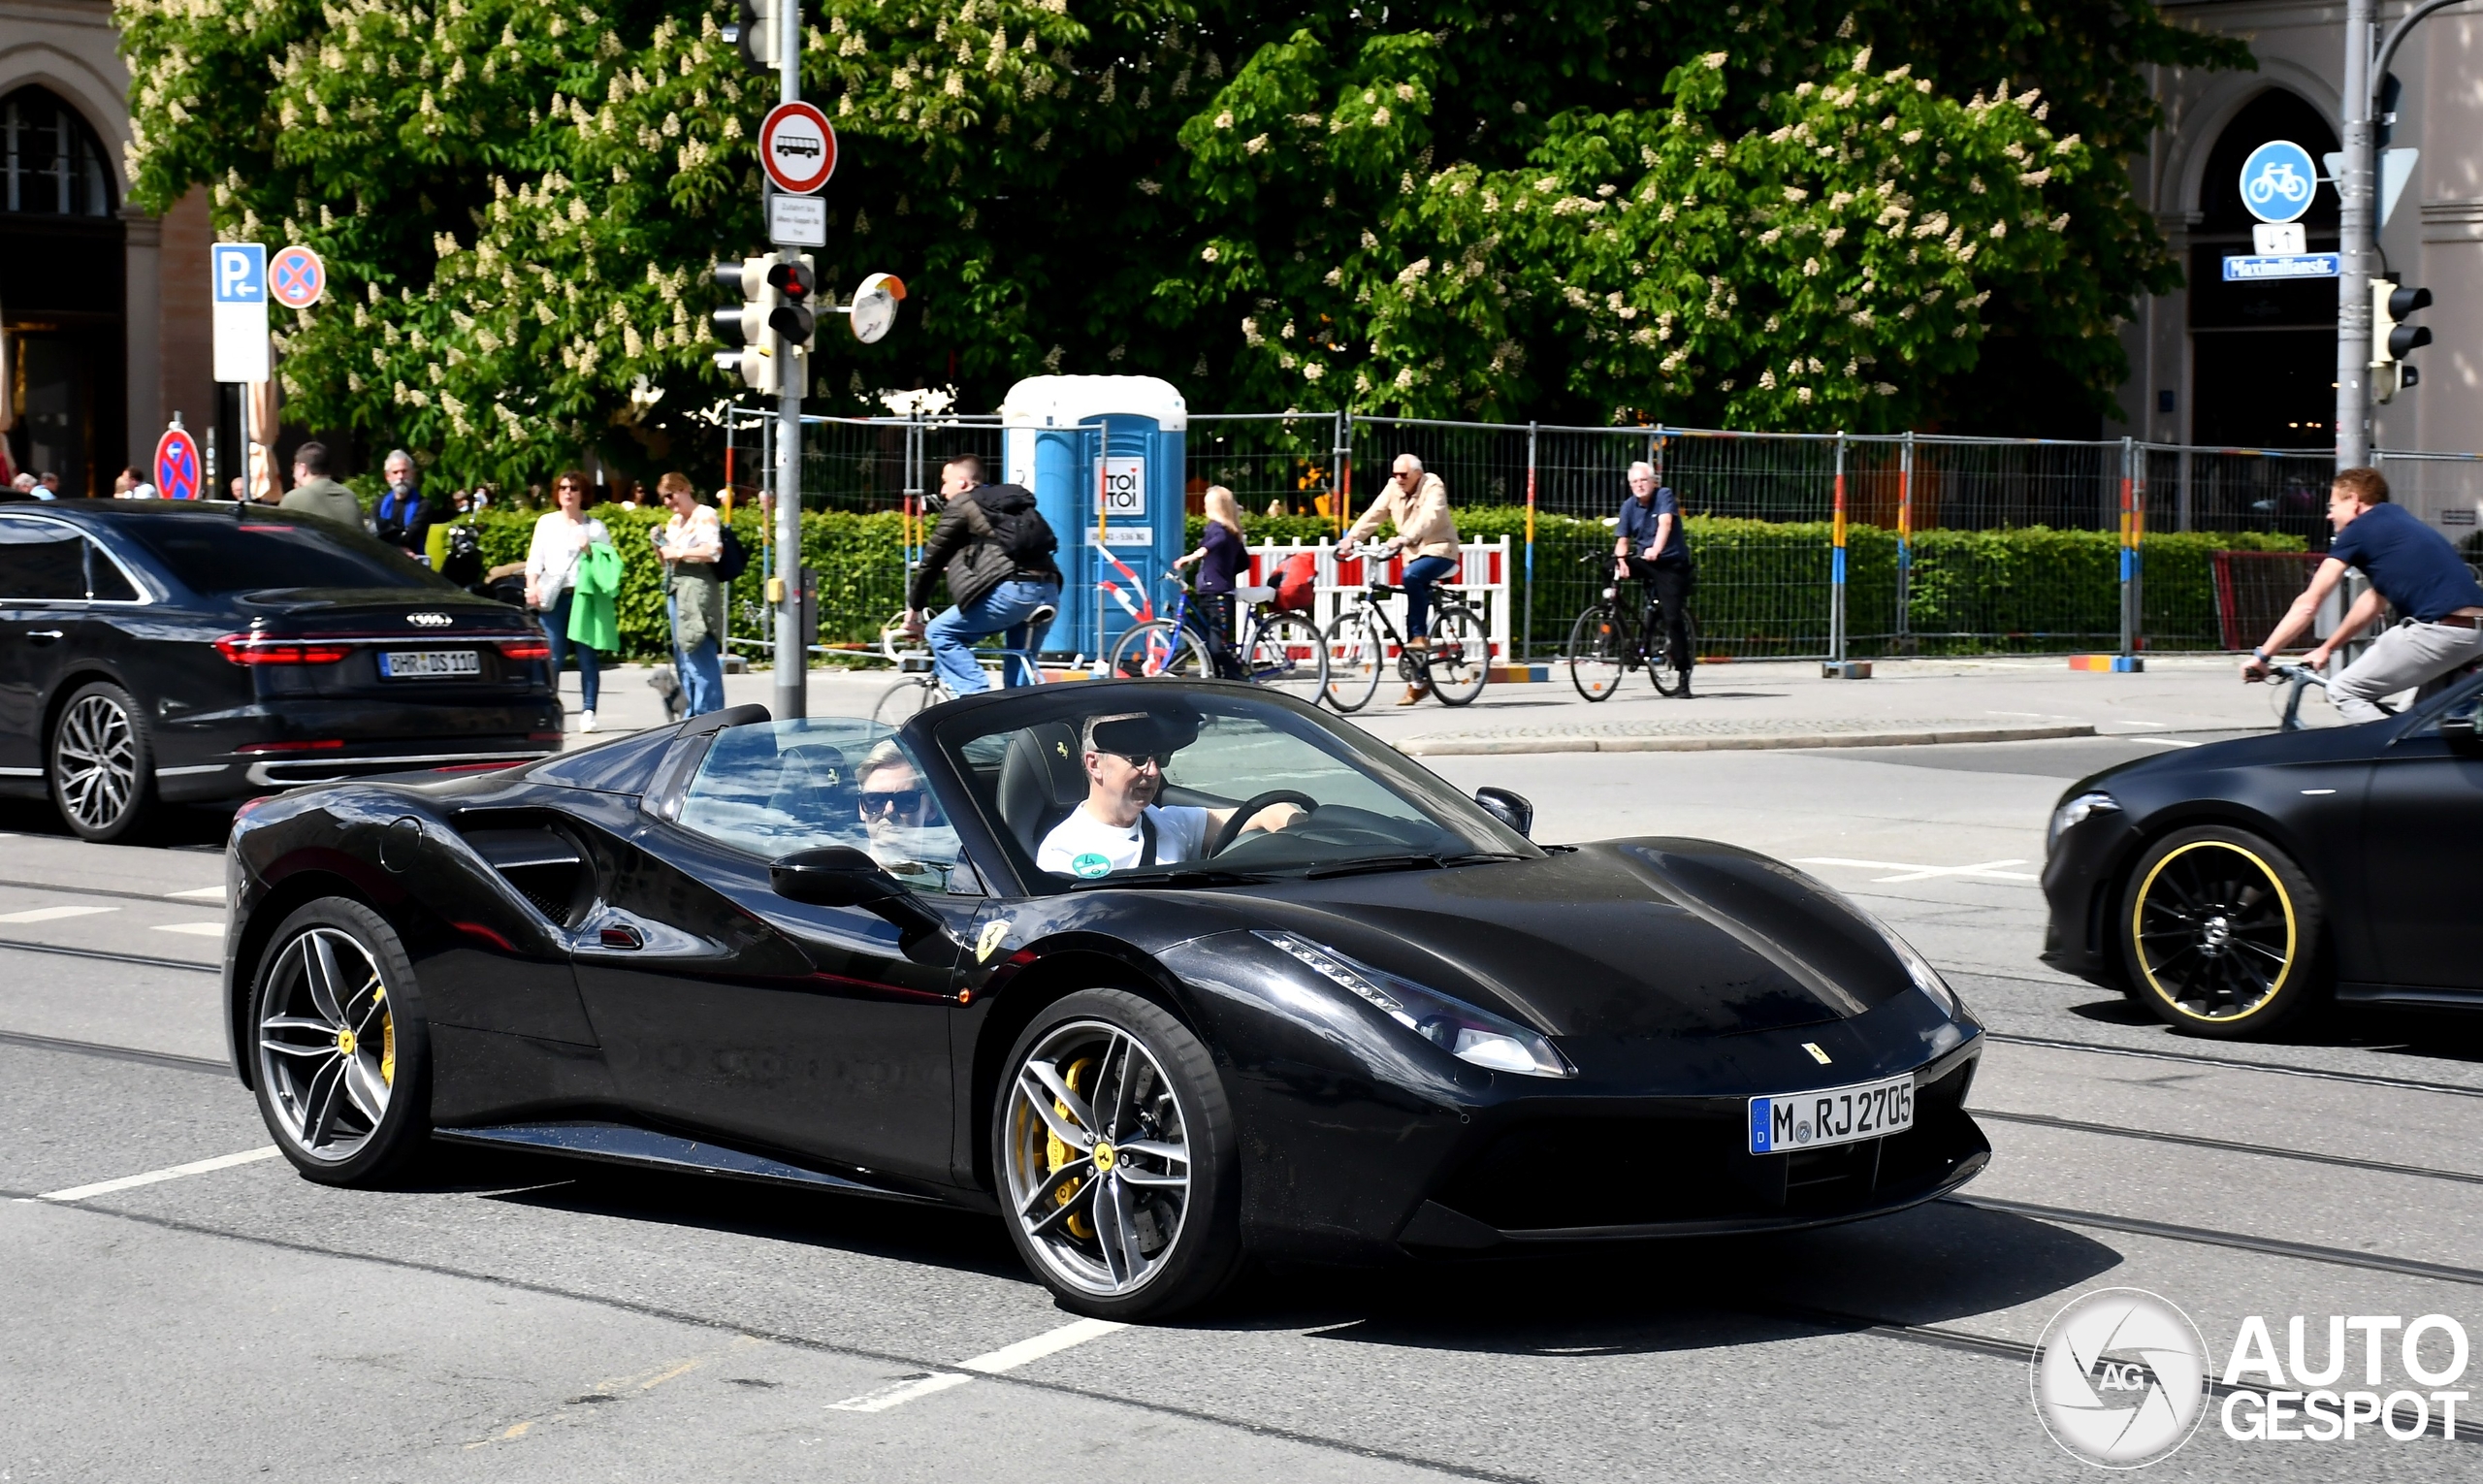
[[569, 717, 980, 1184], [2363, 679, 2483, 993], [0, 514, 92, 778]]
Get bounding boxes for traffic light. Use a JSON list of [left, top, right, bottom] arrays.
[[765, 258, 818, 348], [2372, 277, 2434, 404], [711, 254, 780, 394], [723, 0, 778, 71]]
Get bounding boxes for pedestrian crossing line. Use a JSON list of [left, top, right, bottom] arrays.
[[825, 1318, 1128, 1413]]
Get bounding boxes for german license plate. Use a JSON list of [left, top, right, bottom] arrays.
[[1749, 1072, 1915, 1154], [379, 649, 480, 678]]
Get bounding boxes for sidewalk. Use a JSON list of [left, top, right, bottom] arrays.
[[547, 653, 2292, 756]]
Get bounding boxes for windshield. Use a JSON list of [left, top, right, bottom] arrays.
[[673, 718, 971, 895], [120, 512, 454, 595], [939, 686, 1536, 891]]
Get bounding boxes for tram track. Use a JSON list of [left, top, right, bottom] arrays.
[[1973, 1107, 2483, 1187], [1948, 1194, 2483, 1288], [0, 874, 224, 908], [1983, 1030, 2483, 1099], [0, 936, 218, 975]]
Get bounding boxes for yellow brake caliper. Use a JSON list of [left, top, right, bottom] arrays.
[[1045, 1057, 1095, 1240], [376, 985, 395, 1087]]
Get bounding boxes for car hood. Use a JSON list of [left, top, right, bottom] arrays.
[[1212, 839, 1917, 1039]]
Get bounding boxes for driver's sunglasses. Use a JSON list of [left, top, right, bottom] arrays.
[[858, 789, 926, 817], [1105, 751, 1169, 770]]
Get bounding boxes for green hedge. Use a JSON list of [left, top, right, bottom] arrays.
[[457, 504, 2305, 661]]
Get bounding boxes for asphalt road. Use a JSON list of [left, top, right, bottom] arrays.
[[5, 730, 2481, 1481]]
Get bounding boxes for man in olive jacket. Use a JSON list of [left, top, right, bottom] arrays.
[[902, 453, 1062, 693], [278, 442, 365, 530]]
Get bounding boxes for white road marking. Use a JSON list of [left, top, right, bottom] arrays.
[[955, 1317, 1127, 1373], [151, 922, 226, 937], [825, 1317, 1128, 1413], [825, 1373, 975, 1412], [32, 1146, 279, 1204], [0, 905, 116, 923], [2126, 736, 2201, 748], [165, 887, 228, 900], [1797, 856, 2040, 884]]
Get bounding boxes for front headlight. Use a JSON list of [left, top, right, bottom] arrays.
[[1254, 930, 1576, 1078], [2048, 790, 2120, 853], [1870, 920, 1967, 1020]]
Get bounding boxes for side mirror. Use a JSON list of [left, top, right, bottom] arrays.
[[1472, 786, 1533, 839], [2442, 707, 2481, 748], [770, 847, 949, 946]]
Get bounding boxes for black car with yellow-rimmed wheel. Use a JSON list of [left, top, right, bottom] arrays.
[[2042, 672, 2483, 1037], [222, 677, 1990, 1320]]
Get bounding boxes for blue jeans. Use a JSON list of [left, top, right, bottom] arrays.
[[541, 590, 599, 710], [1401, 555, 1459, 638], [928, 578, 1058, 694], [666, 595, 726, 716]]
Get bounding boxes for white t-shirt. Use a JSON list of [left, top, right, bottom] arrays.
[[1038, 803, 1214, 879]]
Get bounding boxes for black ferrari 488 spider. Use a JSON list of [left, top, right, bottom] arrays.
[[223, 678, 1987, 1317], [2043, 675, 2483, 1039]]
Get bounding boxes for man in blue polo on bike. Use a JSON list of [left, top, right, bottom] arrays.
[[1613, 461, 1696, 696], [2244, 467, 2483, 721]]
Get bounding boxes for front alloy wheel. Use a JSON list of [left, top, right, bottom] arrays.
[[997, 990, 1240, 1318], [2120, 825, 2326, 1038]]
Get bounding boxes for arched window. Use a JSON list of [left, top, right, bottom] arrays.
[[1, 86, 116, 218], [2188, 90, 2340, 451]]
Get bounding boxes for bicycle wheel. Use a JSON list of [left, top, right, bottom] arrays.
[[1567, 603, 1625, 701], [1322, 609, 1385, 713], [1648, 606, 1697, 696], [1425, 607, 1490, 707], [1110, 620, 1213, 679], [873, 677, 941, 726], [1245, 612, 1329, 703]]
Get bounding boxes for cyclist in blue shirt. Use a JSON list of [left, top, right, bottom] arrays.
[[1613, 461, 1696, 695], [2245, 467, 2483, 722]]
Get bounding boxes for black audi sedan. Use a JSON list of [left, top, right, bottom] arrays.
[[222, 678, 1988, 1319], [0, 499, 560, 840], [2043, 674, 2483, 1038]]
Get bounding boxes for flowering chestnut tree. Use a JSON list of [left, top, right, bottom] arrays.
[[115, 0, 2243, 479]]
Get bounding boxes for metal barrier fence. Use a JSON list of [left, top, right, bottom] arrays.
[[730, 403, 2481, 663]]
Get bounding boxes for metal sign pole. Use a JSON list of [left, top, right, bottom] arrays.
[[771, 0, 807, 720], [2336, 0, 2375, 468]]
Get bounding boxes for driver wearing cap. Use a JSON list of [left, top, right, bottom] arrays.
[[1037, 711, 1306, 879]]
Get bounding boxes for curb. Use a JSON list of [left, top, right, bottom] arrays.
[[1396, 722, 2097, 757]]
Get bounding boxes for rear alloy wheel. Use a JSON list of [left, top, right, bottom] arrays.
[[251, 898, 433, 1184], [996, 989, 1242, 1320], [2119, 825, 2327, 1038], [50, 681, 155, 842]]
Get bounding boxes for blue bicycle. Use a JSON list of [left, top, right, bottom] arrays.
[[1109, 571, 1330, 703]]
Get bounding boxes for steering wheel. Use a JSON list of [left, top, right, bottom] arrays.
[[1209, 790, 1318, 856]]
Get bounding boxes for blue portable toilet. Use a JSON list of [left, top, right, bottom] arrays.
[[999, 375, 1188, 663]]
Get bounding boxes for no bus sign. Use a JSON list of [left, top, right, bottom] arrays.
[[758, 102, 837, 196]]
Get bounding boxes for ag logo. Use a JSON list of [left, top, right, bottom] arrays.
[[2031, 1288, 2209, 1468], [976, 919, 1010, 962], [1071, 853, 1113, 879]]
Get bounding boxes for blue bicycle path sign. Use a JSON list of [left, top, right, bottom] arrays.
[[2239, 140, 2318, 224]]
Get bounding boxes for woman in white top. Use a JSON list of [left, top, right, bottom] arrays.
[[651, 472, 727, 717], [524, 469, 610, 732]]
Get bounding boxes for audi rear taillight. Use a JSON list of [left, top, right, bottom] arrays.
[[217, 634, 352, 665], [495, 637, 553, 661]]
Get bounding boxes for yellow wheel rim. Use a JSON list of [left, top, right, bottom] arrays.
[[2131, 839, 2298, 1022]]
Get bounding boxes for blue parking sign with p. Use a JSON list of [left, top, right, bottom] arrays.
[[213, 243, 267, 304], [2239, 140, 2318, 225]]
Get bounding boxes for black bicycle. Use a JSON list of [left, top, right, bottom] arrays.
[[1323, 576, 1490, 712], [1568, 556, 1697, 700]]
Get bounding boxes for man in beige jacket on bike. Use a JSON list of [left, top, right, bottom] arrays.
[[1340, 454, 1461, 704]]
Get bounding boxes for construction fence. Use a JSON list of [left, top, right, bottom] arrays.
[[721, 408, 2483, 663]]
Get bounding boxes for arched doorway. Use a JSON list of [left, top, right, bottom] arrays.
[[2187, 90, 2338, 451], [1, 85, 125, 495]]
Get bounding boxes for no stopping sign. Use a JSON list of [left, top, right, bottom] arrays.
[[758, 103, 837, 196]]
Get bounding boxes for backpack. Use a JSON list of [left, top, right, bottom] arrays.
[[716, 525, 750, 583], [979, 484, 1058, 570], [1274, 552, 1318, 613]]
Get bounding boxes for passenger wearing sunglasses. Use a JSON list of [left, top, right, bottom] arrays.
[[1036, 711, 1306, 880], [855, 742, 957, 883]]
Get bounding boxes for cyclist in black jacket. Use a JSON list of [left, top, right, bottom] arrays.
[[902, 454, 1063, 693]]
